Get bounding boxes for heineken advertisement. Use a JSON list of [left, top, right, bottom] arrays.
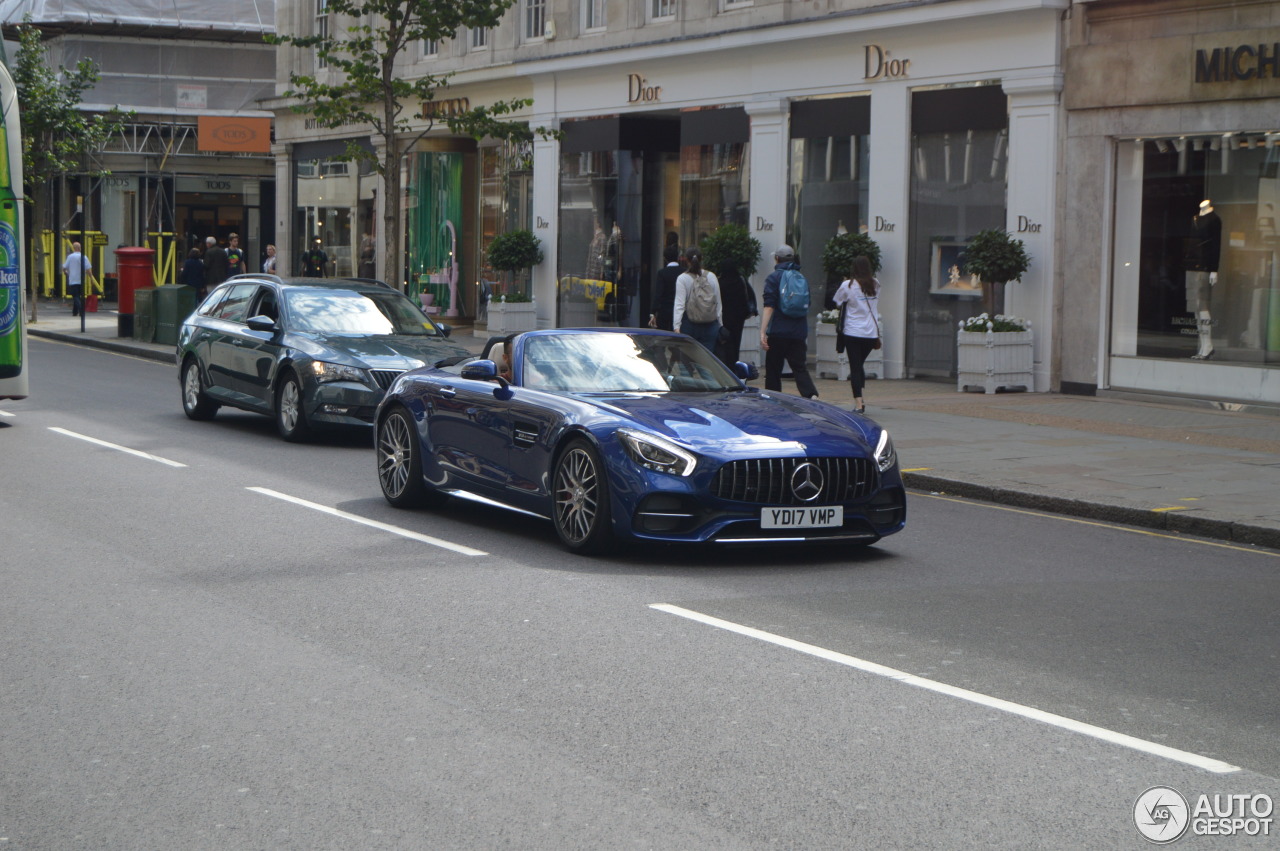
[[0, 129, 19, 380], [0, 57, 24, 396]]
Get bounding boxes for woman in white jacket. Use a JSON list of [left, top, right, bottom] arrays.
[[831, 255, 881, 414]]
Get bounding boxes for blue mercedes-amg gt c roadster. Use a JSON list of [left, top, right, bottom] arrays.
[[374, 328, 905, 554]]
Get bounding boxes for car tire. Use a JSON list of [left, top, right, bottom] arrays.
[[181, 357, 219, 421], [376, 405, 446, 509], [552, 437, 614, 555], [275, 370, 313, 442]]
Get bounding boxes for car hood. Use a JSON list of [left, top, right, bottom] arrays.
[[584, 390, 877, 456], [296, 333, 470, 369]]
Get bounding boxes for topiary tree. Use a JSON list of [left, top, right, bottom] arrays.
[[700, 224, 762, 280], [821, 232, 882, 280], [487, 229, 543, 297], [962, 228, 1031, 314]]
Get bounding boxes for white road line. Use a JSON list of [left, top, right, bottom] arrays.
[[247, 486, 488, 556], [650, 603, 1241, 775], [0, 409, 14, 417], [48, 427, 187, 468]]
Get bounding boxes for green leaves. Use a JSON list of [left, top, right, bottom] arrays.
[[962, 228, 1031, 286], [700, 224, 762, 280], [487, 229, 543, 273], [821, 232, 881, 280]]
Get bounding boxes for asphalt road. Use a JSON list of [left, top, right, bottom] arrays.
[[2, 338, 1278, 850]]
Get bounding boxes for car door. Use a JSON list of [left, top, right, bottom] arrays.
[[229, 285, 284, 407], [423, 373, 512, 494], [202, 283, 260, 405]]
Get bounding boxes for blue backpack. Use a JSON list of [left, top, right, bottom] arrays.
[[778, 268, 810, 318]]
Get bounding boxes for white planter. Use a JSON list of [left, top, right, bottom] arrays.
[[957, 329, 1033, 393], [486, 300, 538, 336], [815, 323, 881, 381], [739, 315, 761, 367]]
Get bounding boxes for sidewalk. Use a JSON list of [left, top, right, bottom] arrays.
[[25, 300, 1280, 551]]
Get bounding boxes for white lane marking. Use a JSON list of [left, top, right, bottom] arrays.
[[247, 486, 487, 556], [650, 603, 1240, 774], [0, 409, 14, 417], [48, 427, 187, 468]]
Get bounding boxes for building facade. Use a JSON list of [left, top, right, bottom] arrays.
[[0, 0, 276, 291], [1062, 0, 1280, 405], [273, 0, 1064, 386]]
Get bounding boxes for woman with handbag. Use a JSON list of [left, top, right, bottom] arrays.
[[831, 254, 882, 415]]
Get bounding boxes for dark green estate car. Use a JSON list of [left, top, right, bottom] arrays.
[[177, 275, 470, 441]]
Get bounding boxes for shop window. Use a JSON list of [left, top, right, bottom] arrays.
[[1113, 132, 1280, 365], [788, 96, 870, 317], [906, 85, 1008, 378]]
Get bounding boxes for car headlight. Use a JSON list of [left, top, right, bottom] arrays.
[[617, 428, 697, 477], [310, 360, 367, 384], [874, 429, 897, 473]]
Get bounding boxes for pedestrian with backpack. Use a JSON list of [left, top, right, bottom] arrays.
[[672, 247, 723, 353], [759, 244, 819, 399]]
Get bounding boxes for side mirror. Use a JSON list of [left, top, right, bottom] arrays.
[[436, 322, 452, 337], [732, 361, 759, 381], [460, 358, 499, 381], [246, 315, 278, 333]]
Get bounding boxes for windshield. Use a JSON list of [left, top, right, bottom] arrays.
[[284, 289, 443, 336], [520, 332, 742, 393]]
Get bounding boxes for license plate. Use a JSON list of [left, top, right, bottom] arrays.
[[760, 506, 843, 529]]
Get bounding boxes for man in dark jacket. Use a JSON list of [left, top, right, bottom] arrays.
[[648, 243, 685, 331], [759, 244, 818, 399], [202, 236, 230, 294]]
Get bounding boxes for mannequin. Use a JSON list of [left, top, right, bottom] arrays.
[[1185, 199, 1221, 359]]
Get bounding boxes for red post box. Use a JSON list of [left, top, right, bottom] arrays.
[[114, 246, 156, 338]]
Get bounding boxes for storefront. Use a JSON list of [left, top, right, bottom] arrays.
[[1062, 0, 1280, 404], [523, 1, 1062, 385]]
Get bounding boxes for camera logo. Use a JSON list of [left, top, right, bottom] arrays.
[[1135, 786, 1191, 844]]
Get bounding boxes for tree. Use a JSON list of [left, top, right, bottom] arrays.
[[962, 228, 1030, 314], [270, 0, 552, 288], [11, 19, 130, 320]]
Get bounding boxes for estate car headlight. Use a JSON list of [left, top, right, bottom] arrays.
[[874, 429, 897, 473], [310, 360, 367, 384], [617, 428, 697, 477]]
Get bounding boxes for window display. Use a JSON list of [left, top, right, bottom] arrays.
[[1119, 132, 1280, 364]]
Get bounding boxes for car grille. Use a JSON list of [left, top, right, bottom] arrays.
[[369, 369, 405, 390], [711, 457, 876, 505]]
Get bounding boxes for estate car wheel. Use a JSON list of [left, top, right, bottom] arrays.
[[376, 406, 445, 509], [275, 370, 313, 442], [552, 438, 614, 555], [181, 358, 219, 421]]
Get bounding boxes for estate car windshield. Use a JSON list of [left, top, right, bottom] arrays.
[[284, 289, 443, 337], [520, 332, 742, 393]]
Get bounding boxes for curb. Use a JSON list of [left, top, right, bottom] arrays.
[[29, 328, 177, 365], [902, 472, 1280, 551]]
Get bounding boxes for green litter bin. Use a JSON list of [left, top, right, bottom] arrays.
[[153, 285, 196, 347], [132, 287, 156, 343]]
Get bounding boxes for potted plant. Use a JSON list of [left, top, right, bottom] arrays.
[[956, 312, 1033, 393], [486, 229, 542, 334], [487, 229, 543, 299], [821, 232, 881, 303], [701, 224, 764, 364], [961, 227, 1030, 315]]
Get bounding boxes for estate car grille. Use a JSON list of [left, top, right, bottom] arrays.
[[711, 457, 876, 505], [369, 369, 405, 390]]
